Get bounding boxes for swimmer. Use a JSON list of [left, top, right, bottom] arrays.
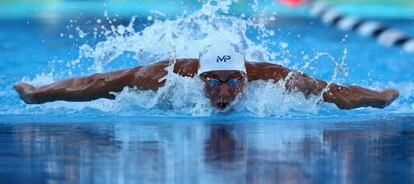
[[14, 42, 399, 110]]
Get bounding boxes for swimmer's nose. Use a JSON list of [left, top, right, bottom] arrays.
[[217, 84, 231, 98], [214, 85, 233, 109]]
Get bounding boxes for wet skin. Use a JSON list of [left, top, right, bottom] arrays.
[[14, 58, 399, 110]]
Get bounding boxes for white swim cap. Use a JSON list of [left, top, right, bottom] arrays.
[[198, 42, 246, 74]]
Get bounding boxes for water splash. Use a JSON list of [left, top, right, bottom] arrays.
[[13, 0, 406, 118], [234, 80, 320, 117]]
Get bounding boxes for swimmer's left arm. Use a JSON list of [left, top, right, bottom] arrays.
[[246, 62, 399, 109], [284, 72, 399, 109]]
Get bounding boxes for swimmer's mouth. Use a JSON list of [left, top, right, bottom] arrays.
[[217, 102, 229, 109]]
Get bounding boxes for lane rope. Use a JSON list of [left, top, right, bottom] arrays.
[[308, 1, 414, 53]]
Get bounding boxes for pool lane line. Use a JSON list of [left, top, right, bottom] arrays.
[[308, 1, 414, 54]]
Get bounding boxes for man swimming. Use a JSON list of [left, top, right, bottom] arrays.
[[14, 42, 399, 110]]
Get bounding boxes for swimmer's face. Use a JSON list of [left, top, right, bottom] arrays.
[[200, 70, 246, 109]]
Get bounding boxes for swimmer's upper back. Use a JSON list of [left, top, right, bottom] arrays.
[[139, 58, 290, 82]]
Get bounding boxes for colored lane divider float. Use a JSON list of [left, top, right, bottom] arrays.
[[276, 0, 414, 53]]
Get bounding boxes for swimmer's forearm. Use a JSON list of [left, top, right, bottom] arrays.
[[322, 84, 399, 109], [32, 75, 119, 103], [16, 67, 144, 104], [284, 72, 399, 109]]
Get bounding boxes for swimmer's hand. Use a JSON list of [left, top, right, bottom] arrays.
[[372, 89, 400, 109], [13, 82, 38, 104]]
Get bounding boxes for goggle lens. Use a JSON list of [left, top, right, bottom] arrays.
[[204, 77, 243, 87], [205, 78, 221, 87], [227, 79, 242, 87]]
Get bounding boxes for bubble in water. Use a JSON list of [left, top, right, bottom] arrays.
[[279, 41, 289, 49]]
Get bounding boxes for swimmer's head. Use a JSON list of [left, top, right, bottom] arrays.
[[198, 42, 246, 74], [198, 42, 247, 109]]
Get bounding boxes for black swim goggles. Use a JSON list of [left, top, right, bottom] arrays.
[[200, 75, 245, 87]]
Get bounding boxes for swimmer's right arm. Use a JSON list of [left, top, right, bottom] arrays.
[[14, 61, 170, 104]]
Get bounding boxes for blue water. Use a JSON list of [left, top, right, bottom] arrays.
[[1, 1, 414, 183], [1, 117, 414, 183]]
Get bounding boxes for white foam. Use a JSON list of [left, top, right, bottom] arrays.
[[234, 80, 320, 117]]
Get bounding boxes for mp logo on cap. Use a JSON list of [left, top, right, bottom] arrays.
[[217, 55, 231, 62]]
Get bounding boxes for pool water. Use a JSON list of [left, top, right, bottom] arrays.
[[0, 0, 414, 183], [1, 117, 414, 183]]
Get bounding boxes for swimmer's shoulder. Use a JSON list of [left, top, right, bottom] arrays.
[[173, 58, 199, 77], [245, 61, 290, 81], [136, 58, 199, 76]]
